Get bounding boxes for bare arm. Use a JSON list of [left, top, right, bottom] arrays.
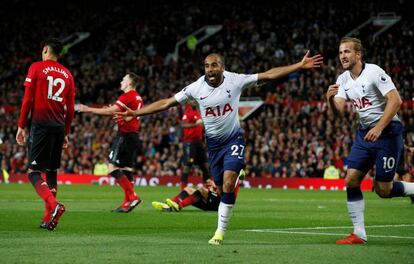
[[119, 96, 180, 117], [364, 89, 402, 142], [257, 50, 323, 81], [77, 104, 121, 116], [326, 84, 346, 116]]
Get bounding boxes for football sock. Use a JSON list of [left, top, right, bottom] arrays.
[[216, 192, 235, 235], [181, 168, 189, 191], [234, 178, 241, 199], [180, 181, 188, 191], [172, 190, 189, 203], [46, 170, 57, 197], [401, 181, 414, 195], [180, 190, 202, 208], [29, 172, 58, 209], [111, 170, 136, 201], [201, 165, 210, 183], [390, 181, 405, 197], [122, 170, 134, 185], [346, 187, 366, 241]]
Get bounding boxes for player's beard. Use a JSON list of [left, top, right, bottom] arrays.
[[342, 59, 356, 71]]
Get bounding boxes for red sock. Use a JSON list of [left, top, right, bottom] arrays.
[[49, 186, 57, 197], [34, 181, 57, 209], [234, 180, 240, 199], [43, 186, 57, 222], [171, 194, 181, 203], [179, 194, 200, 209], [180, 181, 187, 191], [117, 175, 137, 201]]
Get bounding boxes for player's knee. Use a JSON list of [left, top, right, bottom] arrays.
[[122, 170, 133, 181], [345, 176, 360, 187], [222, 181, 235, 192], [28, 171, 42, 186], [110, 169, 123, 179], [193, 190, 203, 200], [374, 187, 392, 198]]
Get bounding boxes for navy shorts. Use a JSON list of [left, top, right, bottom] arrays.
[[208, 135, 245, 186], [347, 121, 403, 182]]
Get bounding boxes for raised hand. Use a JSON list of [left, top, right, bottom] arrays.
[[301, 50, 324, 69]]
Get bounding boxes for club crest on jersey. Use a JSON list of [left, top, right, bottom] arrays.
[[352, 96, 372, 110], [379, 74, 388, 83], [205, 103, 233, 117]]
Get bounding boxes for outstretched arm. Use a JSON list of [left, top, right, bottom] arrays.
[[77, 104, 120, 115], [119, 96, 180, 117], [257, 50, 323, 81]]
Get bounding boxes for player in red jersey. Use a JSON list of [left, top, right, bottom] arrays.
[[16, 38, 75, 230], [180, 101, 210, 190], [77, 72, 143, 212], [152, 169, 245, 212]]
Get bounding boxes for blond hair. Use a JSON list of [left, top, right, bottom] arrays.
[[340, 37, 363, 54]]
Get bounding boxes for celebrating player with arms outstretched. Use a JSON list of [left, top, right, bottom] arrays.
[[119, 51, 322, 245], [327, 37, 414, 244]]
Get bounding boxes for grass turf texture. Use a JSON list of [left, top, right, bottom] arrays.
[[0, 184, 413, 264]]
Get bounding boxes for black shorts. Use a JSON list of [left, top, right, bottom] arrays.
[[183, 141, 207, 166], [192, 191, 220, 211], [108, 133, 140, 168], [28, 124, 65, 171]]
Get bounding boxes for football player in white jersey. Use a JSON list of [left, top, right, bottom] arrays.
[[119, 52, 323, 245], [327, 37, 414, 244]]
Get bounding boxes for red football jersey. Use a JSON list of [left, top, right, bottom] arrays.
[[182, 104, 203, 143], [18, 60, 75, 135], [115, 90, 143, 134]]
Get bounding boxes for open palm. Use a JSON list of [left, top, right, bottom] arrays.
[[301, 50, 323, 69]]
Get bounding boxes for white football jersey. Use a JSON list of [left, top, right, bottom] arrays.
[[335, 63, 400, 129], [175, 71, 258, 149]]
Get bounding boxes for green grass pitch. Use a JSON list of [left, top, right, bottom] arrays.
[[0, 184, 413, 263]]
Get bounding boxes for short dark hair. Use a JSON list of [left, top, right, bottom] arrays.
[[42, 38, 63, 57], [127, 72, 140, 88], [206, 53, 225, 66]]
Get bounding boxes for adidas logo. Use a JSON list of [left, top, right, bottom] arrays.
[[31, 160, 37, 165]]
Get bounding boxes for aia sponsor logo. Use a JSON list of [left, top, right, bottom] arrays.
[[352, 96, 372, 110], [205, 103, 233, 116]]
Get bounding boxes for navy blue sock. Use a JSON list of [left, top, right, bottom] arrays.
[[221, 192, 235, 204], [346, 187, 363, 202], [390, 181, 405, 197]]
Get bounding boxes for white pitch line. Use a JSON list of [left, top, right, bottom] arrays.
[[245, 230, 414, 240], [245, 224, 414, 240], [246, 224, 414, 231]]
